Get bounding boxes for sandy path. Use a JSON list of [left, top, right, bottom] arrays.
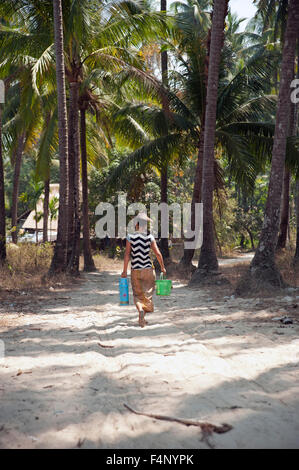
[[218, 253, 254, 265], [0, 269, 299, 449]]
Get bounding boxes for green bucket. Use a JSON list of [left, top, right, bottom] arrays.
[[155, 273, 172, 296]]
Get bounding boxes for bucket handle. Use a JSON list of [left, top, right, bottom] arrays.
[[160, 273, 164, 280]]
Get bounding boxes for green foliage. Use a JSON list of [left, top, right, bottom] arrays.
[[214, 176, 270, 251], [49, 196, 58, 222], [19, 176, 44, 212], [1, 0, 299, 258]]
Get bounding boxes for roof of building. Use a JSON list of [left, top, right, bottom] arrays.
[[22, 184, 59, 231]]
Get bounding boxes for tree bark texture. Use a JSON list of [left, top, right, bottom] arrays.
[[49, 0, 69, 274]]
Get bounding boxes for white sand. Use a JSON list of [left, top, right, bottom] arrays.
[[0, 268, 299, 449]]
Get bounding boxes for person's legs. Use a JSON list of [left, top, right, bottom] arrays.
[[139, 268, 156, 321], [131, 269, 146, 327]]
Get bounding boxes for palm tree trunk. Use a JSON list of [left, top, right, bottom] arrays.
[[49, 0, 69, 274], [80, 108, 96, 272], [160, 165, 170, 258], [180, 28, 211, 269], [293, 37, 299, 265], [67, 95, 75, 264], [294, 181, 299, 263], [43, 177, 50, 243], [190, 0, 229, 285], [276, 168, 290, 250], [237, 0, 299, 292], [179, 127, 204, 268], [0, 104, 6, 264], [35, 204, 38, 244], [277, 86, 297, 251], [11, 133, 25, 244], [67, 81, 81, 275], [159, 0, 170, 261]]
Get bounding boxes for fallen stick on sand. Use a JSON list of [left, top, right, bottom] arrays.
[[98, 342, 114, 349], [124, 404, 233, 435]]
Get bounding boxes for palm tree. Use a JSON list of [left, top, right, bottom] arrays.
[[276, 96, 296, 251], [173, 0, 211, 269], [237, 0, 299, 293], [0, 65, 40, 246], [42, 177, 49, 242], [0, 98, 6, 264], [276, 169, 290, 250], [255, 0, 295, 252], [1, 0, 169, 275], [190, 0, 229, 285], [72, 69, 112, 272], [62, 0, 168, 273], [159, 0, 170, 260], [49, 0, 69, 274], [293, 47, 299, 265], [79, 93, 97, 272], [51, 0, 168, 274], [278, 38, 299, 252], [108, 1, 283, 277], [66, 80, 80, 275], [173, 4, 245, 270], [11, 133, 26, 243], [109, 36, 283, 251]]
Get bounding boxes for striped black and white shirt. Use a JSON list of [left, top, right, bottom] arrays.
[[127, 232, 155, 270]]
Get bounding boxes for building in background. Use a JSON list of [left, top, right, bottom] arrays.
[[22, 184, 59, 242]]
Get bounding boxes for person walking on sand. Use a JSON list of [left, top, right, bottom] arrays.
[[121, 213, 166, 328]]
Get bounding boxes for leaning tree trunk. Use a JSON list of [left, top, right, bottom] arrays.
[[236, 0, 299, 293], [159, 0, 170, 260], [49, 0, 69, 275], [80, 107, 96, 272], [190, 0, 229, 286], [0, 104, 6, 265], [43, 177, 50, 243], [11, 133, 25, 244], [67, 81, 81, 275]]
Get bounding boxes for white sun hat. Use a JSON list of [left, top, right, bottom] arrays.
[[136, 212, 152, 223]]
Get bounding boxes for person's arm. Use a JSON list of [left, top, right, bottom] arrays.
[[121, 240, 131, 277], [151, 239, 166, 274]]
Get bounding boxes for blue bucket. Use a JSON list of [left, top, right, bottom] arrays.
[[119, 277, 129, 305]]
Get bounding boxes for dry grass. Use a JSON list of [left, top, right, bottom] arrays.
[[220, 247, 299, 298], [0, 243, 73, 298], [226, 252, 299, 290], [220, 262, 249, 289], [0, 243, 53, 291], [92, 252, 123, 272], [276, 247, 299, 288], [0, 245, 123, 296]]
